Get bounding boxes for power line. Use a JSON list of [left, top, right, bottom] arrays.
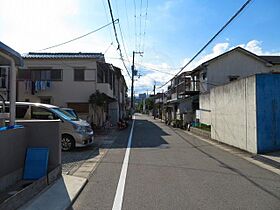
[[103, 42, 113, 54], [101, 0, 114, 43], [38, 20, 118, 51], [158, 0, 253, 89], [139, 0, 143, 52], [133, 0, 137, 51], [105, 56, 179, 75], [107, 0, 131, 79], [118, 23, 131, 66], [142, 0, 149, 53]]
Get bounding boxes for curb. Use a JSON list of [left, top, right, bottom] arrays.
[[0, 166, 61, 210], [253, 155, 280, 170]]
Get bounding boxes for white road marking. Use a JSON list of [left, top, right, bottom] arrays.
[[112, 116, 135, 210]]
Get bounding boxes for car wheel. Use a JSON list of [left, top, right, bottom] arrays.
[[61, 134, 75, 151]]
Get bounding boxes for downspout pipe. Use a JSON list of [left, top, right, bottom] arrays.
[[0, 51, 17, 126]]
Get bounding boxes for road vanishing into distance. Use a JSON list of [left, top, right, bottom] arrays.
[[70, 114, 280, 210]]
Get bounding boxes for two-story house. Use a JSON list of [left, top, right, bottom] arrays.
[[17, 52, 127, 126], [192, 46, 280, 126], [165, 71, 199, 125]]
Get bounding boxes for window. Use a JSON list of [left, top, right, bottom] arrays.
[[202, 72, 207, 80], [51, 69, 62, 81], [0, 67, 7, 88], [97, 68, 104, 83], [74, 69, 85, 81], [17, 69, 62, 81], [31, 106, 58, 120], [16, 105, 29, 119]]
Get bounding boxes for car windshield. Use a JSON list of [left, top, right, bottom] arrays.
[[63, 109, 79, 119], [51, 108, 79, 121]]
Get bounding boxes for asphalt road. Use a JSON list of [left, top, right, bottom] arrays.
[[70, 114, 280, 210]]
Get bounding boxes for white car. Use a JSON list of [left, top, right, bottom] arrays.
[[5, 102, 95, 151]]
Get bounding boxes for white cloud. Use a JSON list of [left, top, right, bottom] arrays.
[[240, 40, 280, 56], [0, 0, 83, 52]]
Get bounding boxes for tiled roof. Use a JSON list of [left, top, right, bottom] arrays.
[[22, 52, 105, 60], [259, 56, 280, 64]]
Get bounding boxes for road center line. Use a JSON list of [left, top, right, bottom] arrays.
[[112, 116, 135, 210]]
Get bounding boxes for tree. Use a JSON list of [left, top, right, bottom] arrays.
[[89, 90, 110, 127], [145, 98, 154, 110]]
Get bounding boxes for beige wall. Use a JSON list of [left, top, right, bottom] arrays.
[[199, 93, 211, 125], [18, 59, 98, 107]]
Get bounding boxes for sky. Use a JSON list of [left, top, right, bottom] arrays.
[[0, 0, 280, 96]]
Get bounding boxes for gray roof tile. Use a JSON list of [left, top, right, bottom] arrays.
[[22, 52, 105, 60]]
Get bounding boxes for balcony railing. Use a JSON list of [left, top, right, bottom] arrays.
[[96, 83, 114, 98]]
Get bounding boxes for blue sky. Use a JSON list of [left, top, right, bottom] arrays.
[[0, 0, 279, 95]]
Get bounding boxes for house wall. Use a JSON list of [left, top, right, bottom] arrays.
[[18, 59, 98, 107], [199, 93, 211, 125], [211, 75, 257, 153], [256, 74, 280, 152], [204, 50, 273, 93]]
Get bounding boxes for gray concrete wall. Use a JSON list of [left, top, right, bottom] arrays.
[[19, 120, 61, 170], [0, 120, 61, 192], [210, 75, 257, 153], [199, 93, 211, 125], [0, 127, 26, 191]]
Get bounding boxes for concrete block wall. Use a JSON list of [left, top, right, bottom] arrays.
[[210, 75, 257, 153], [209, 74, 280, 154]]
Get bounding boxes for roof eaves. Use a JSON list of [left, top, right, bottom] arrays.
[[0, 41, 23, 66]]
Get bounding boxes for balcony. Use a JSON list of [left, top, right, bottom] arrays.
[[96, 83, 114, 99]]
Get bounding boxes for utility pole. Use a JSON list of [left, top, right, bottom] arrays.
[[131, 51, 143, 112]]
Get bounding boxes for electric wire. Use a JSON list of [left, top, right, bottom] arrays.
[[118, 23, 131, 66], [158, 0, 253, 89], [101, 0, 114, 44], [134, 0, 137, 51], [107, 0, 131, 79], [38, 20, 118, 51], [142, 0, 149, 54], [139, 0, 143, 52]]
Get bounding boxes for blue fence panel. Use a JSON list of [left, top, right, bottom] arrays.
[[256, 74, 280, 153], [23, 148, 49, 180]]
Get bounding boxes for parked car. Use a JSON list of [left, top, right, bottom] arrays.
[[5, 102, 94, 151]]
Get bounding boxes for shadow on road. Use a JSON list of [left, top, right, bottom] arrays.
[[100, 119, 170, 149], [173, 129, 280, 201]]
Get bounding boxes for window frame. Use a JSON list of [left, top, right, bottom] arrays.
[[74, 68, 85, 81]]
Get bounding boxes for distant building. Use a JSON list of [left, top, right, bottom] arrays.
[[138, 93, 147, 99]]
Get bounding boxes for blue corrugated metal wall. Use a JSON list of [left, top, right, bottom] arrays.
[[256, 74, 280, 153]]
